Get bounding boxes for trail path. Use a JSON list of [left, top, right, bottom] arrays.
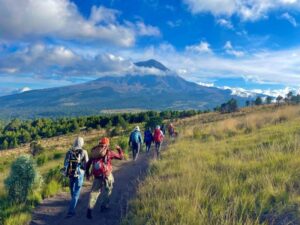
[[30, 143, 166, 225]]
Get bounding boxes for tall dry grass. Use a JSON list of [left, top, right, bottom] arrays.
[[123, 105, 300, 225]]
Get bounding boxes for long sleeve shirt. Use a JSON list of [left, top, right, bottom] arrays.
[[86, 147, 124, 178]]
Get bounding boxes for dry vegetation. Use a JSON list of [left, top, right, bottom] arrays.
[[123, 105, 300, 225]]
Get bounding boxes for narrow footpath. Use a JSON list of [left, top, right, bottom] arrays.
[[30, 143, 166, 225]]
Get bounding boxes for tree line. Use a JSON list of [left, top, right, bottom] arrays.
[[0, 110, 201, 150], [214, 91, 300, 114]]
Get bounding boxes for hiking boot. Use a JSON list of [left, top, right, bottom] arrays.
[[86, 208, 92, 219]]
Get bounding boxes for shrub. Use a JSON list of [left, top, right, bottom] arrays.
[[42, 180, 61, 198], [53, 152, 64, 160], [5, 155, 41, 204], [36, 154, 48, 166]]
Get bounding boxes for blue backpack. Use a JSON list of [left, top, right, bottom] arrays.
[[131, 131, 141, 144]]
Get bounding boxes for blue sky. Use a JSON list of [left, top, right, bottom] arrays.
[[1, 0, 300, 97]]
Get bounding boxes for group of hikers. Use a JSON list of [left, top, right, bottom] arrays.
[[62, 123, 176, 219]]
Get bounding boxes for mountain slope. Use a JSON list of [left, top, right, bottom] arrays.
[[0, 60, 244, 119]]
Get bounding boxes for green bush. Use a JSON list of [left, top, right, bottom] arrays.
[[53, 152, 64, 160], [36, 154, 48, 166], [42, 180, 61, 198], [5, 155, 41, 204]]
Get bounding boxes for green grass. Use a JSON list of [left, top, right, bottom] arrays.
[[123, 106, 300, 225]]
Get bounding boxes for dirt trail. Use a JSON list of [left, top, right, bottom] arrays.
[[30, 144, 166, 225]]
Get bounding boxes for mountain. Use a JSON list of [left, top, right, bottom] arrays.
[[0, 60, 247, 119]]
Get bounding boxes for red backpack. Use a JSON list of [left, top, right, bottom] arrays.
[[154, 129, 163, 142]]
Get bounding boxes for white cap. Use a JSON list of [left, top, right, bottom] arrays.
[[134, 126, 140, 131]]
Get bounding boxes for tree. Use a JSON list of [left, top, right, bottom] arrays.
[[145, 117, 163, 130], [276, 95, 284, 105], [5, 155, 41, 203], [255, 96, 263, 106], [266, 96, 272, 104]]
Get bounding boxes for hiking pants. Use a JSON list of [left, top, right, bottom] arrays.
[[68, 172, 84, 214], [145, 141, 152, 153], [131, 142, 140, 160], [155, 141, 162, 158], [88, 174, 114, 210]]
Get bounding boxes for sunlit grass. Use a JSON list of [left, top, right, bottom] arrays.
[[123, 105, 300, 225]]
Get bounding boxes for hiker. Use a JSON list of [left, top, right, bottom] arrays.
[[161, 124, 166, 135], [168, 123, 175, 137], [153, 125, 164, 159], [128, 126, 142, 161], [86, 137, 124, 219], [63, 137, 89, 218], [144, 127, 153, 154]]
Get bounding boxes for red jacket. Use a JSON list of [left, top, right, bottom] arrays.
[[86, 147, 124, 178]]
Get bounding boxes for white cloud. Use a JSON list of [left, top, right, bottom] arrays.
[[216, 19, 234, 29], [186, 41, 213, 54], [183, 0, 300, 21], [183, 0, 236, 16], [167, 20, 182, 28], [224, 41, 245, 57], [197, 82, 214, 87], [125, 42, 300, 87], [280, 12, 298, 26], [135, 22, 161, 36], [0, 0, 160, 47]]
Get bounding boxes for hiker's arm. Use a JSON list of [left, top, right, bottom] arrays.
[[63, 151, 70, 174], [110, 146, 124, 160], [82, 150, 89, 170]]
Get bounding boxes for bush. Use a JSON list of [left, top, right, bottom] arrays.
[[5, 155, 41, 204], [53, 152, 64, 160], [42, 180, 61, 198], [36, 154, 48, 166]]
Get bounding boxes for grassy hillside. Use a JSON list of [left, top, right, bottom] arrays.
[[123, 105, 300, 225]]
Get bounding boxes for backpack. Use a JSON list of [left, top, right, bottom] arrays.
[[130, 131, 140, 144], [154, 129, 163, 142], [67, 149, 82, 177], [92, 155, 111, 177], [144, 130, 152, 143]]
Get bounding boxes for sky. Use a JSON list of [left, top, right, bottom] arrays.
[[1, 0, 300, 97]]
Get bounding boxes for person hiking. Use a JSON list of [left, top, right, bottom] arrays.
[[168, 123, 175, 137], [144, 127, 153, 154], [86, 137, 124, 219], [128, 126, 142, 161], [153, 125, 164, 159], [62, 137, 89, 218]]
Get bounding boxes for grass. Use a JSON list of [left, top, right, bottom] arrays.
[[0, 124, 133, 225], [123, 105, 300, 225]]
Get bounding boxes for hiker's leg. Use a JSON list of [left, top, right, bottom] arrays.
[[101, 174, 114, 208], [68, 173, 84, 213], [135, 143, 140, 160], [131, 146, 136, 160], [88, 178, 103, 210], [69, 177, 75, 198]]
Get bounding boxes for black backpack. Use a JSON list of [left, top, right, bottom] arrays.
[[67, 149, 83, 177]]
